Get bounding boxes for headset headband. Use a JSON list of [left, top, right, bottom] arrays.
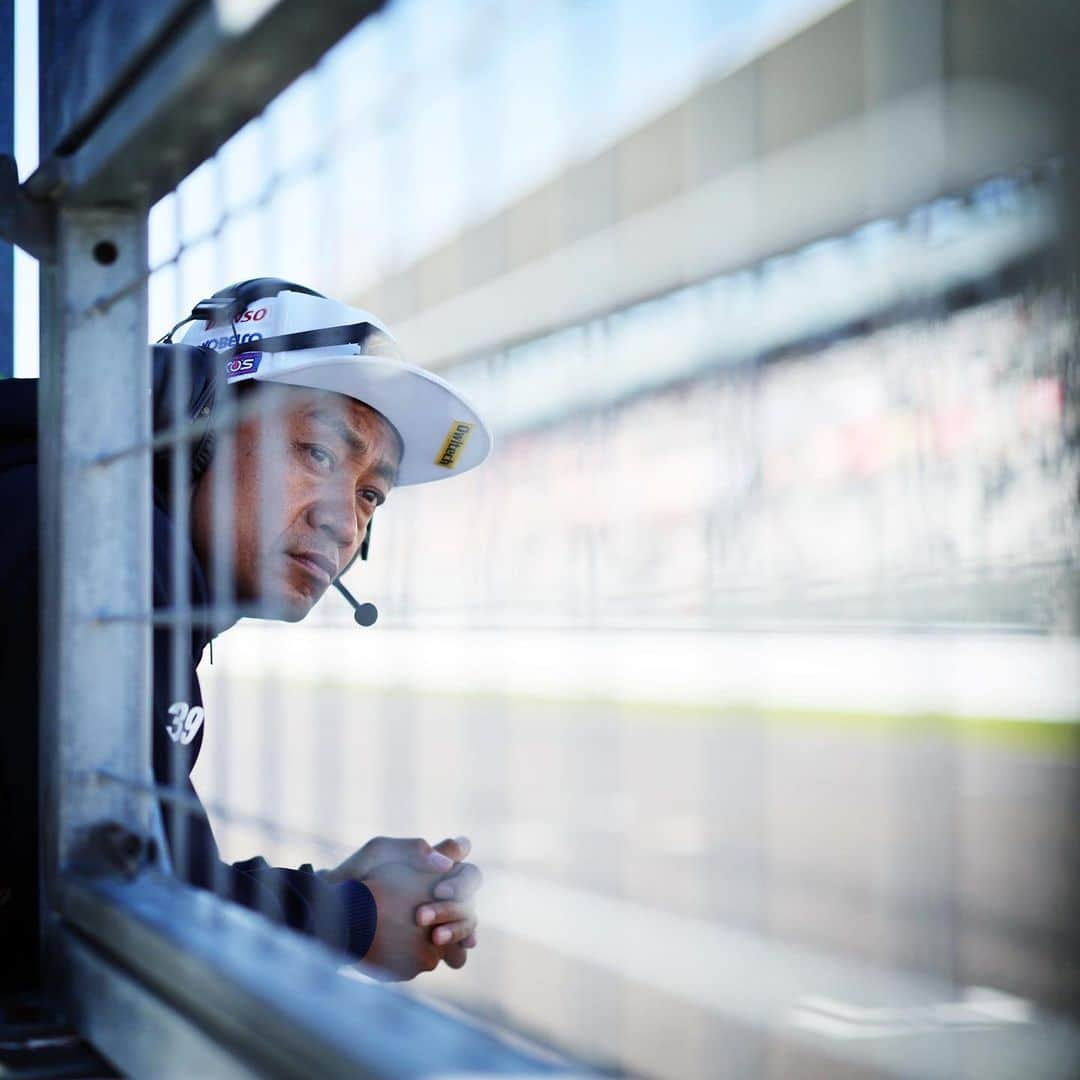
[[161, 278, 328, 345], [214, 321, 395, 362], [194, 278, 325, 326]]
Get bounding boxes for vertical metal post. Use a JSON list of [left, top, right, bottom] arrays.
[[38, 207, 152, 976], [0, 0, 13, 379]]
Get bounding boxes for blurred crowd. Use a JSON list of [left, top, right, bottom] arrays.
[[372, 284, 1076, 630], [354, 162, 1078, 632]]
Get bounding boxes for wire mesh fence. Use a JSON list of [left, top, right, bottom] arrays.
[[5, 0, 1080, 1077]]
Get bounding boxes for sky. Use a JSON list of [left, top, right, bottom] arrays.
[[12, 0, 37, 377], [12, 0, 844, 375]]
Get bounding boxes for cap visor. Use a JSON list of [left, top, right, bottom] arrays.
[[258, 354, 493, 486]]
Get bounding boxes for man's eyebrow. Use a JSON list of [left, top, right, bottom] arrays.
[[372, 458, 399, 488], [312, 409, 366, 454], [311, 409, 399, 487]]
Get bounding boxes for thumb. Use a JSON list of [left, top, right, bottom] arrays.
[[433, 836, 471, 864], [328, 836, 454, 881], [409, 838, 454, 873]]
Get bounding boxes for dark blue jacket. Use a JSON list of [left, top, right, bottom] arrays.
[[0, 379, 375, 991]]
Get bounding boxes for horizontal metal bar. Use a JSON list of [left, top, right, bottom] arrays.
[[0, 154, 57, 261], [39, 0, 386, 206], [92, 606, 266, 627], [40, 0, 199, 157], [89, 413, 210, 465], [90, 382, 327, 467], [62, 873, 573, 1078], [62, 930, 258, 1080], [91, 769, 343, 857]]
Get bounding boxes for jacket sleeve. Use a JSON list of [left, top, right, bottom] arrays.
[[159, 773, 378, 959], [152, 637, 377, 959], [149, 502, 378, 960]]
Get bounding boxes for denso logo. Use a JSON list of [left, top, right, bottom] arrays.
[[225, 352, 263, 378], [203, 330, 263, 351], [204, 306, 267, 331]]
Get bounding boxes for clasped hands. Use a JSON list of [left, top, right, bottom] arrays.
[[319, 835, 481, 981]]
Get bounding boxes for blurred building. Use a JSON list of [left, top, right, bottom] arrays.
[[188, 5, 1080, 1073], [342, 0, 1077, 633]]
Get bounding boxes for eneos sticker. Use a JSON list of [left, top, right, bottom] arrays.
[[225, 352, 262, 380]]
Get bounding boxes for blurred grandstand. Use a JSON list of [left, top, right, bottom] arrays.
[[184, 3, 1080, 1076], [372, 176, 1078, 632]]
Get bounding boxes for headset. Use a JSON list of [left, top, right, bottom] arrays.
[[152, 278, 377, 626]]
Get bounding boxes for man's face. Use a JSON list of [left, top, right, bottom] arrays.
[[191, 385, 402, 621]]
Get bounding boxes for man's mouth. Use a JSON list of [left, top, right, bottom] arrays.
[[288, 551, 337, 587]]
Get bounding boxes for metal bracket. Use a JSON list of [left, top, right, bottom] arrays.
[[69, 822, 158, 880], [0, 155, 57, 262]]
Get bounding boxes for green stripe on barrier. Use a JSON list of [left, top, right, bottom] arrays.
[[612, 699, 1080, 754]]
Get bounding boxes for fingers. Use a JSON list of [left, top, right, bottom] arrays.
[[328, 835, 470, 887], [432, 861, 483, 901], [400, 837, 454, 873], [441, 931, 479, 970], [433, 835, 471, 863], [440, 928, 479, 971], [373, 838, 462, 872], [443, 946, 468, 970], [371, 836, 453, 874], [416, 899, 474, 928], [326, 836, 454, 882], [430, 917, 478, 947]]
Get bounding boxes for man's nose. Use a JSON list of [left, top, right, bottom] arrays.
[[309, 488, 361, 551]]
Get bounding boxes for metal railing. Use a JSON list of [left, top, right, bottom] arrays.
[[14, 1, 579, 1074], [3, 2, 1080, 1078]]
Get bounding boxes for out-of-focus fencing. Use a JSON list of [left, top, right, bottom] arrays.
[[4, 1, 1080, 1078], [7, 0, 581, 1075]]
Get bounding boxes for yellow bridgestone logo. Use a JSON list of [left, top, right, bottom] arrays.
[[435, 420, 475, 469]]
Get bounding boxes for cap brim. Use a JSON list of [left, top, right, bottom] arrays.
[[257, 354, 493, 486]]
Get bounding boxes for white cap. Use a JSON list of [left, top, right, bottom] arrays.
[[180, 289, 492, 486]]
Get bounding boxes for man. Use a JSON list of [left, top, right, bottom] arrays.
[[1, 278, 491, 990]]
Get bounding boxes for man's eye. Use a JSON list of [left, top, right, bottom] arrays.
[[358, 488, 384, 508], [305, 444, 335, 470]]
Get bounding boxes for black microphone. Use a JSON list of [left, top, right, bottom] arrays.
[[333, 580, 378, 627]]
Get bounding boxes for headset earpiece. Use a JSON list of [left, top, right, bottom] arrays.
[[151, 281, 329, 493], [151, 342, 219, 495]]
